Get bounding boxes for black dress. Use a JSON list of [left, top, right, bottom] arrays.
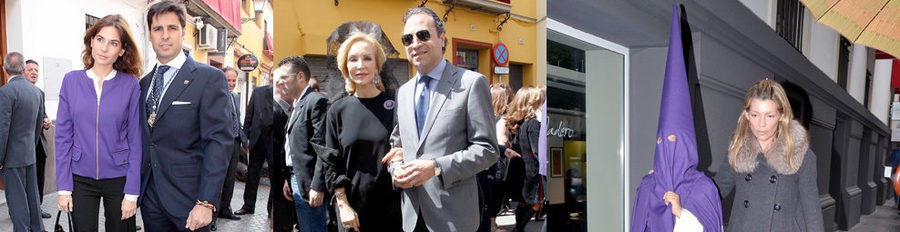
[[319, 91, 401, 232]]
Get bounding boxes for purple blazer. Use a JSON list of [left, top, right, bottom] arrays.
[[55, 70, 142, 195]]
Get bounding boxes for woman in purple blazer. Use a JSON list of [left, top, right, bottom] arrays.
[[55, 14, 143, 232]]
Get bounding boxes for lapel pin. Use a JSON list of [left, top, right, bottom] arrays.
[[183, 80, 190, 84]]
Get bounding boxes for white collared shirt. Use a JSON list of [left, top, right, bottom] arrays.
[[85, 68, 118, 103], [285, 86, 312, 168], [413, 59, 447, 107], [146, 51, 188, 104]]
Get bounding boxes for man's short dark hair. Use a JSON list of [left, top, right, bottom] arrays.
[[402, 7, 447, 52], [147, 0, 187, 29], [403, 7, 446, 36], [25, 59, 38, 66], [277, 56, 311, 81], [3, 52, 24, 75], [222, 67, 238, 76]]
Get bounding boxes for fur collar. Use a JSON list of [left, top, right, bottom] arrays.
[[731, 120, 809, 175]]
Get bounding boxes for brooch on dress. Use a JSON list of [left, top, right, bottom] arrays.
[[384, 99, 396, 110]]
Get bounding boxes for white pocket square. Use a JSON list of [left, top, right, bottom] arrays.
[[172, 101, 192, 105]]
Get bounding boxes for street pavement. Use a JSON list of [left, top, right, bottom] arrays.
[[0, 178, 271, 232]]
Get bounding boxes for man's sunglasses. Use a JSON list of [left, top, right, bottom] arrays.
[[401, 30, 431, 46]]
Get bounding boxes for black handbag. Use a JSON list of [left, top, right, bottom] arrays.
[[54, 210, 74, 232]]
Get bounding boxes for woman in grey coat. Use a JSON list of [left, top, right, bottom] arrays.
[[715, 80, 824, 231]]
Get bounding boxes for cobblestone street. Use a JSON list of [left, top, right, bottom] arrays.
[[0, 179, 271, 232]]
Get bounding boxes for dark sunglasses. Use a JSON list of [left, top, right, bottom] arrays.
[[401, 30, 431, 46]]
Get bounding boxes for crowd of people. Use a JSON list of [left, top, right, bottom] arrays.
[[268, 7, 549, 232], [0, 1, 550, 231], [0, 1, 834, 232]]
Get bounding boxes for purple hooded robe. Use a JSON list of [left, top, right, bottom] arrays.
[[629, 4, 723, 232]]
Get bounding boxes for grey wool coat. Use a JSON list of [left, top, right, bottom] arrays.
[[715, 120, 824, 232]]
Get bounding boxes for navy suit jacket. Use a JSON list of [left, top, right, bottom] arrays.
[[0, 76, 42, 168], [232, 92, 249, 146], [243, 85, 273, 153], [138, 57, 234, 216]]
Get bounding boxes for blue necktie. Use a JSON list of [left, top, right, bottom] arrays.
[[229, 94, 240, 138], [416, 75, 432, 136], [146, 65, 170, 117]]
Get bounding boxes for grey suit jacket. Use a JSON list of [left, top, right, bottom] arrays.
[[391, 61, 498, 232], [0, 76, 42, 168]]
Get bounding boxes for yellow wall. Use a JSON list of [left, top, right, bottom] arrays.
[[178, 0, 274, 87], [183, 24, 209, 63], [235, 0, 274, 86], [275, 0, 539, 86]]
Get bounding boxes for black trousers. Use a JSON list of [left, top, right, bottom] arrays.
[[72, 175, 136, 232], [241, 142, 269, 211], [270, 167, 296, 231], [36, 143, 46, 204], [1, 165, 43, 232]]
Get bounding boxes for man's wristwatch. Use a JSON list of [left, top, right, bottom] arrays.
[[433, 159, 442, 176]]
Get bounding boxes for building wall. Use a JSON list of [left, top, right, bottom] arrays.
[[235, 0, 273, 87], [274, 0, 539, 86]]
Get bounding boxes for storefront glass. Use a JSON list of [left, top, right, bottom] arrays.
[[546, 20, 628, 231]]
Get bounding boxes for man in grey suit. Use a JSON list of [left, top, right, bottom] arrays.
[[0, 52, 45, 231], [389, 7, 498, 232]]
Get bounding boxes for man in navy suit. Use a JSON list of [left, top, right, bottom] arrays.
[[0, 51, 45, 232], [138, 1, 234, 231]]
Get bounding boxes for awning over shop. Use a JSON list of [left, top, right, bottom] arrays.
[[203, 0, 241, 33], [187, 0, 241, 36], [264, 32, 274, 58]]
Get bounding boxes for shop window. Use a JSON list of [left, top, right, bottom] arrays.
[[776, 0, 804, 51], [548, 40, 585, 73], [456, 48, 479, 72], [86, 14, 100, 30]]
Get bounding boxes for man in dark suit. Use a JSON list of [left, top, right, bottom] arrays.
[[0, 52, 45, 231], [220, 68, 249, 219], [235, 83, 274, 216], [211, 67, 248, 230], [271, 82, 297, 231], [23, 59, 53, 219], [138, 1, 234, 231], [276, 56, 328, 232]]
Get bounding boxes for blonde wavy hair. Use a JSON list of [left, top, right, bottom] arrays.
[[336, 32, 387, 94], [503, 86, 544, 135], [490, 83, 513, 116], [728, 79, 795, 168]]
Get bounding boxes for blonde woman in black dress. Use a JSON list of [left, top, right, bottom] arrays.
[[319, 32, 401, 232]]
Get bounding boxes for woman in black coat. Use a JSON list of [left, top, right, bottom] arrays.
[[502, 86, 545, 232], [714, 79, 824, 231]]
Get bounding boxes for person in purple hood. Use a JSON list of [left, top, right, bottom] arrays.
[[630, 4, 723, 232], [55, 14, 143, 232]]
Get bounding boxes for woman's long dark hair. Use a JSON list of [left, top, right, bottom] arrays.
[[82, 14, 143, 77]]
